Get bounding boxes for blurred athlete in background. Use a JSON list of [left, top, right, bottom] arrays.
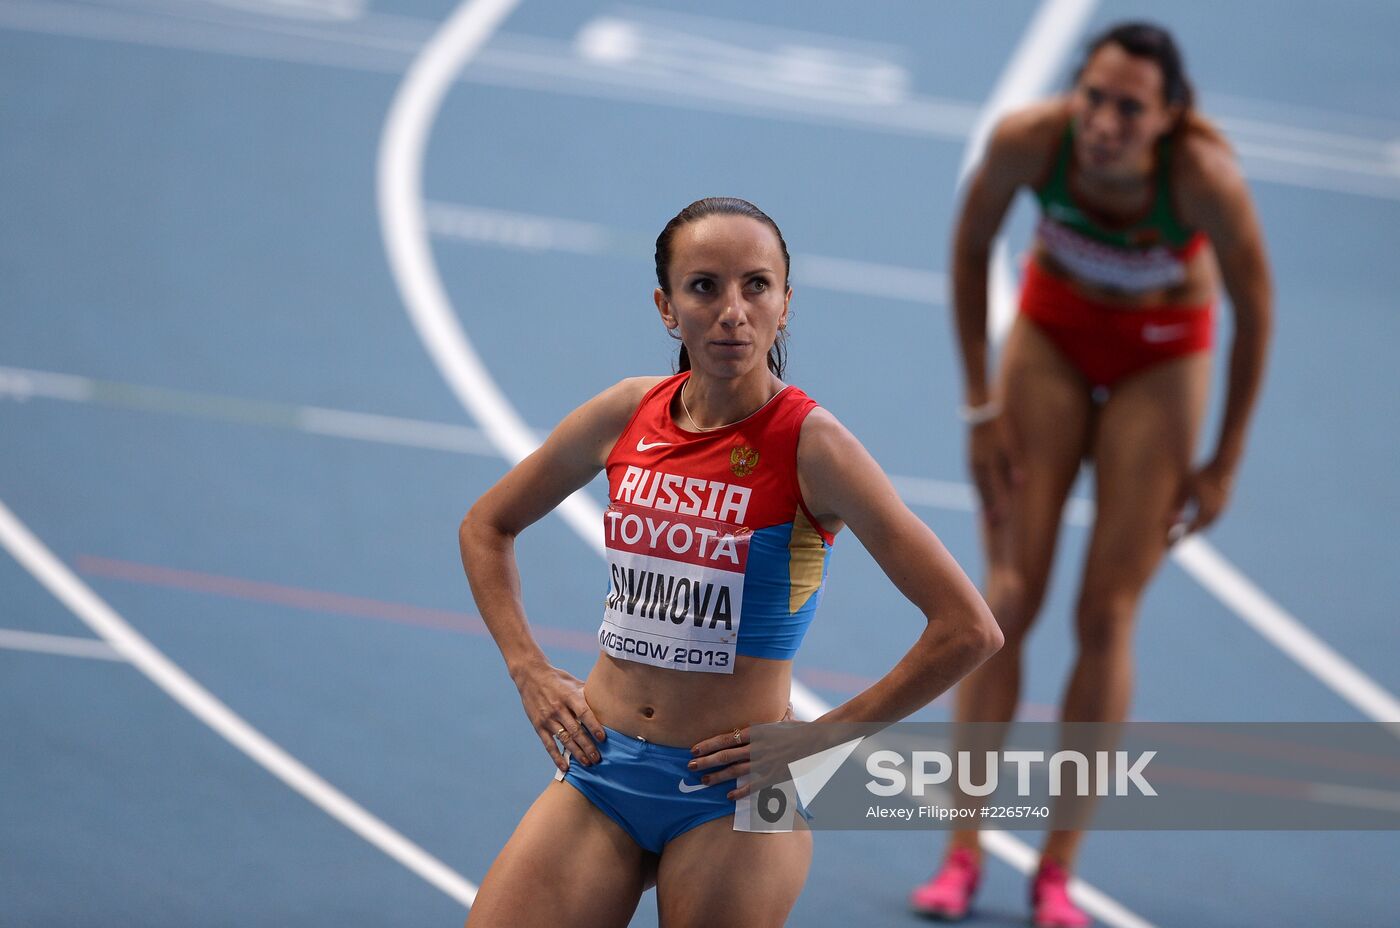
[[911, 22, 1271, 927]]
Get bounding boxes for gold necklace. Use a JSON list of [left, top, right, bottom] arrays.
[[679, 383, 730, 432], [680, 381, 782, 432]]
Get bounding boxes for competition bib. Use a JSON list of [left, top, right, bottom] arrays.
[[598, 500, 750, 673]]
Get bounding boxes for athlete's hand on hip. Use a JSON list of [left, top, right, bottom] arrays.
[[514, 663, 605, 772], [968, 417, 1021, 526], [1168, 459, 1234, 542], [689, 703, 795, 801]]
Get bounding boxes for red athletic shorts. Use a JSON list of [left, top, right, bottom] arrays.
[[1019, 260, 1213, 390]]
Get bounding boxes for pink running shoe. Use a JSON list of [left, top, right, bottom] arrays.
[[1031, 860, 1091, 928], [910, 847, 981, 920]]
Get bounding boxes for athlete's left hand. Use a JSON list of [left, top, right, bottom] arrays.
[[1169, 459, 1234, 541], [689, 703, 795, 800]]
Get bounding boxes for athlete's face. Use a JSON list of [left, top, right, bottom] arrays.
[[1070, 44, 1181, 175], [655, 215, 791, 379]]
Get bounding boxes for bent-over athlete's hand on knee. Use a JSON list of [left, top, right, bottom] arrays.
[[1168, 458, 1234, 542], [969, 417, 1021, 527]]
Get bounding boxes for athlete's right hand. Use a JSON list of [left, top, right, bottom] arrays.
[[968, 418, 1020, 526], [513, 663, 605, 773]]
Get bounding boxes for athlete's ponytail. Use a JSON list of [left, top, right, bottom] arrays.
[[654, 197, 789, 379]]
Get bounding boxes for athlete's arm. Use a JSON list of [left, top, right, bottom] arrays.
[[951, 103, 1063, 523], [458, 376, 662, 771], [796, 409, 1003, 723], [1174, 132, 1273, 533]]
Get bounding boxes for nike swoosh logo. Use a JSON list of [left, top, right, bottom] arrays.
[[636, 438, 672, 452], [1141, 323, 1189, 343], [677, 779, 710, 793]]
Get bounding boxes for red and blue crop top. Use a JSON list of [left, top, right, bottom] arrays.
[[597, 373, 834, 673]]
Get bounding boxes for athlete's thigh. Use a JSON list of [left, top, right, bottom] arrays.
[[1082, 354, 1211, 595], [466, 780, 651, 928], [989, 318, 1095, 594], [654, 817, 812, 928]]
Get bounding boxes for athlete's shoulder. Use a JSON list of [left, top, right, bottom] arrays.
[[612, 375, 671, 404], [995, 98, 1070, 141], [558, 376, 671, 466], [795, 405, 856, 459], [1174, 117, 1244, 195], [985, 99, 1071, 182], [1172, 117, 1251, 227], [593, 375, 670, 418]]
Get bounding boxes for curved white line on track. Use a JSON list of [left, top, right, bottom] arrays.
[[0, 498, 479, 906], [377, 1, 1157, 926], [375, 0, 604, 540]]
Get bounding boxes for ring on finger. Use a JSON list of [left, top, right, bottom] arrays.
[[732, 728, 743, 745], [555, 727, 569, 739]]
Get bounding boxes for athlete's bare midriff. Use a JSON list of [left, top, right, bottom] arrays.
[[585, 652, 792, 747], [1031, 244, 1217, 308]]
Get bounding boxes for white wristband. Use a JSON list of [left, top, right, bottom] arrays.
[[958, 400, 1001, 425]]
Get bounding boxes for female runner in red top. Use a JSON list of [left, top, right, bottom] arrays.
[[910, 22, 1271, 927], [462, 197, 1002, 928]]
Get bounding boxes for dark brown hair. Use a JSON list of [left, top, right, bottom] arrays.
[[1076, 21, 1193, 118], [654, 197, 790, 378], [1074, 21, 1227, 148]]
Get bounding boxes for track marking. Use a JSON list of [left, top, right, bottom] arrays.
[[0, 498, 479, 905], [425, 201, 948, 305], [1173, 537, 1400, 725], [75, 553, 597, 653], [0, 627, 124, 661]]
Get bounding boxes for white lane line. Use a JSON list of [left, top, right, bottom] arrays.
[[889, 474, 1094, 527], [1173, 536, 1400, 725], [957, 0, 1100, 342], [0, 498, 478, 905], [0, 365, 92, 402], [425, 201, 948, 306], [298, 405, 500, 454], [789, 254, 945, 306], [0, 627, 125, 661], [425, 201, 611, 255]]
